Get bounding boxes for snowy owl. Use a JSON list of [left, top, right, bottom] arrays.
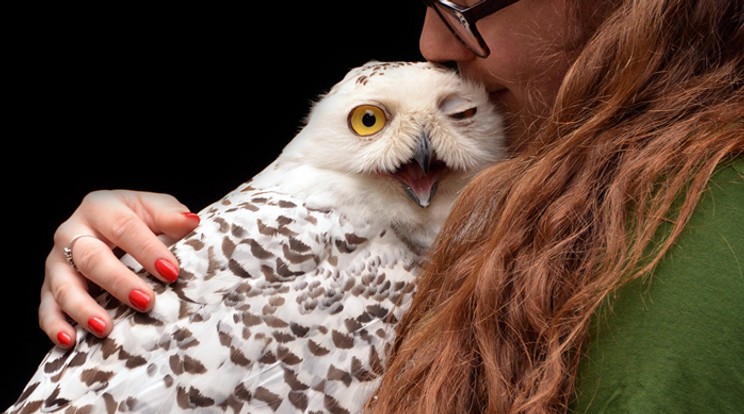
[[5, 60, 505, 414]]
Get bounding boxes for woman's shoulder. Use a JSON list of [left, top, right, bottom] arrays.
[[704, 156, 743, 206], [572, 157, 743, 413], [681, 157, 742, 250]]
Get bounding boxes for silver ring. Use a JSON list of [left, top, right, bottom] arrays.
[[63, 234, 98, 271]]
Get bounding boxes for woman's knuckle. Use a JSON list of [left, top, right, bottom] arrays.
[[109, 214, 141, 241], [74, 245, 104, 274]]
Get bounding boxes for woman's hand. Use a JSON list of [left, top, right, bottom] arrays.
[[40, 190, 201, 348]]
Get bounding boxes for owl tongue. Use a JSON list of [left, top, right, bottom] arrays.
[[393, 159, 447, 208]]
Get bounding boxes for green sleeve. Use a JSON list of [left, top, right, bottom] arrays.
[[571, 159, 744, 414]]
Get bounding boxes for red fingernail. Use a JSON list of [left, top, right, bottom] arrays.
[[155, 258, 179, 282], [129, 289, 151, 311], [88, 317, 106, 336], [182, 212, 200, 223], [57, 331, 72, 347]]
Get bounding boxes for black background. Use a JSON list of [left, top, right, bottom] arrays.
[[4, 3, 424, 408]]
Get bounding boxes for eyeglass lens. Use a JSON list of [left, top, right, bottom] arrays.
[[432, 2, 488, 56]]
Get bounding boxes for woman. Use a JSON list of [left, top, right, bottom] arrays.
[[37, 0, 744, 412]]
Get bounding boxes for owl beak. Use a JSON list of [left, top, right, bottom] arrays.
[[394, 132, 444, 209], [413, 131, 432, 174]]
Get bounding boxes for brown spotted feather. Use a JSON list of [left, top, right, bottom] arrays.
[[4, 60, 504, 414]]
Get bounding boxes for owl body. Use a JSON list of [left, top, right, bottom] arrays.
[[5, 61, 504, 414]]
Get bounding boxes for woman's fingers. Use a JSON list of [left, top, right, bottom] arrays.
[[41, 190, 200, 344], [39, 252, 111, 348], [74, 190, 200, 284]]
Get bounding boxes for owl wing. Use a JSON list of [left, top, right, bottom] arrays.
[[5, 180, 419, 414]]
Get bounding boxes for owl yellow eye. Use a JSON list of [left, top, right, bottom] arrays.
[[348, 105, 387, 137]]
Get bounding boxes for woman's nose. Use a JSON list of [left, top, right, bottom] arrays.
[[419, 8, 476, 63]]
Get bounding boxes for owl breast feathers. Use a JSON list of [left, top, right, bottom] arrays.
[[5, 60, 505, 414]]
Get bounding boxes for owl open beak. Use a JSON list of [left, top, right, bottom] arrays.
[[392, 132, 447, 208]]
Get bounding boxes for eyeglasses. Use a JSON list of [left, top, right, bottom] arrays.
[[422, 0, 519, 58]]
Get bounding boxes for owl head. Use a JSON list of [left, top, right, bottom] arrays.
[[280, 60, 504, 202], [260, 60, 505, 246]]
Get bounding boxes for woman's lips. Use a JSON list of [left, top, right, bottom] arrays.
[[489, 89, 507, 103]]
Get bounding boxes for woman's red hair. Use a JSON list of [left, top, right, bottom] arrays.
[[367, 0, 744, 412]]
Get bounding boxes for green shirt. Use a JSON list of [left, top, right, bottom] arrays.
[[572, 159, 744, 413]]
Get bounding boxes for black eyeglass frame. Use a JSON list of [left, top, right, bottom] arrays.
[[423, 0, 519, 58]]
